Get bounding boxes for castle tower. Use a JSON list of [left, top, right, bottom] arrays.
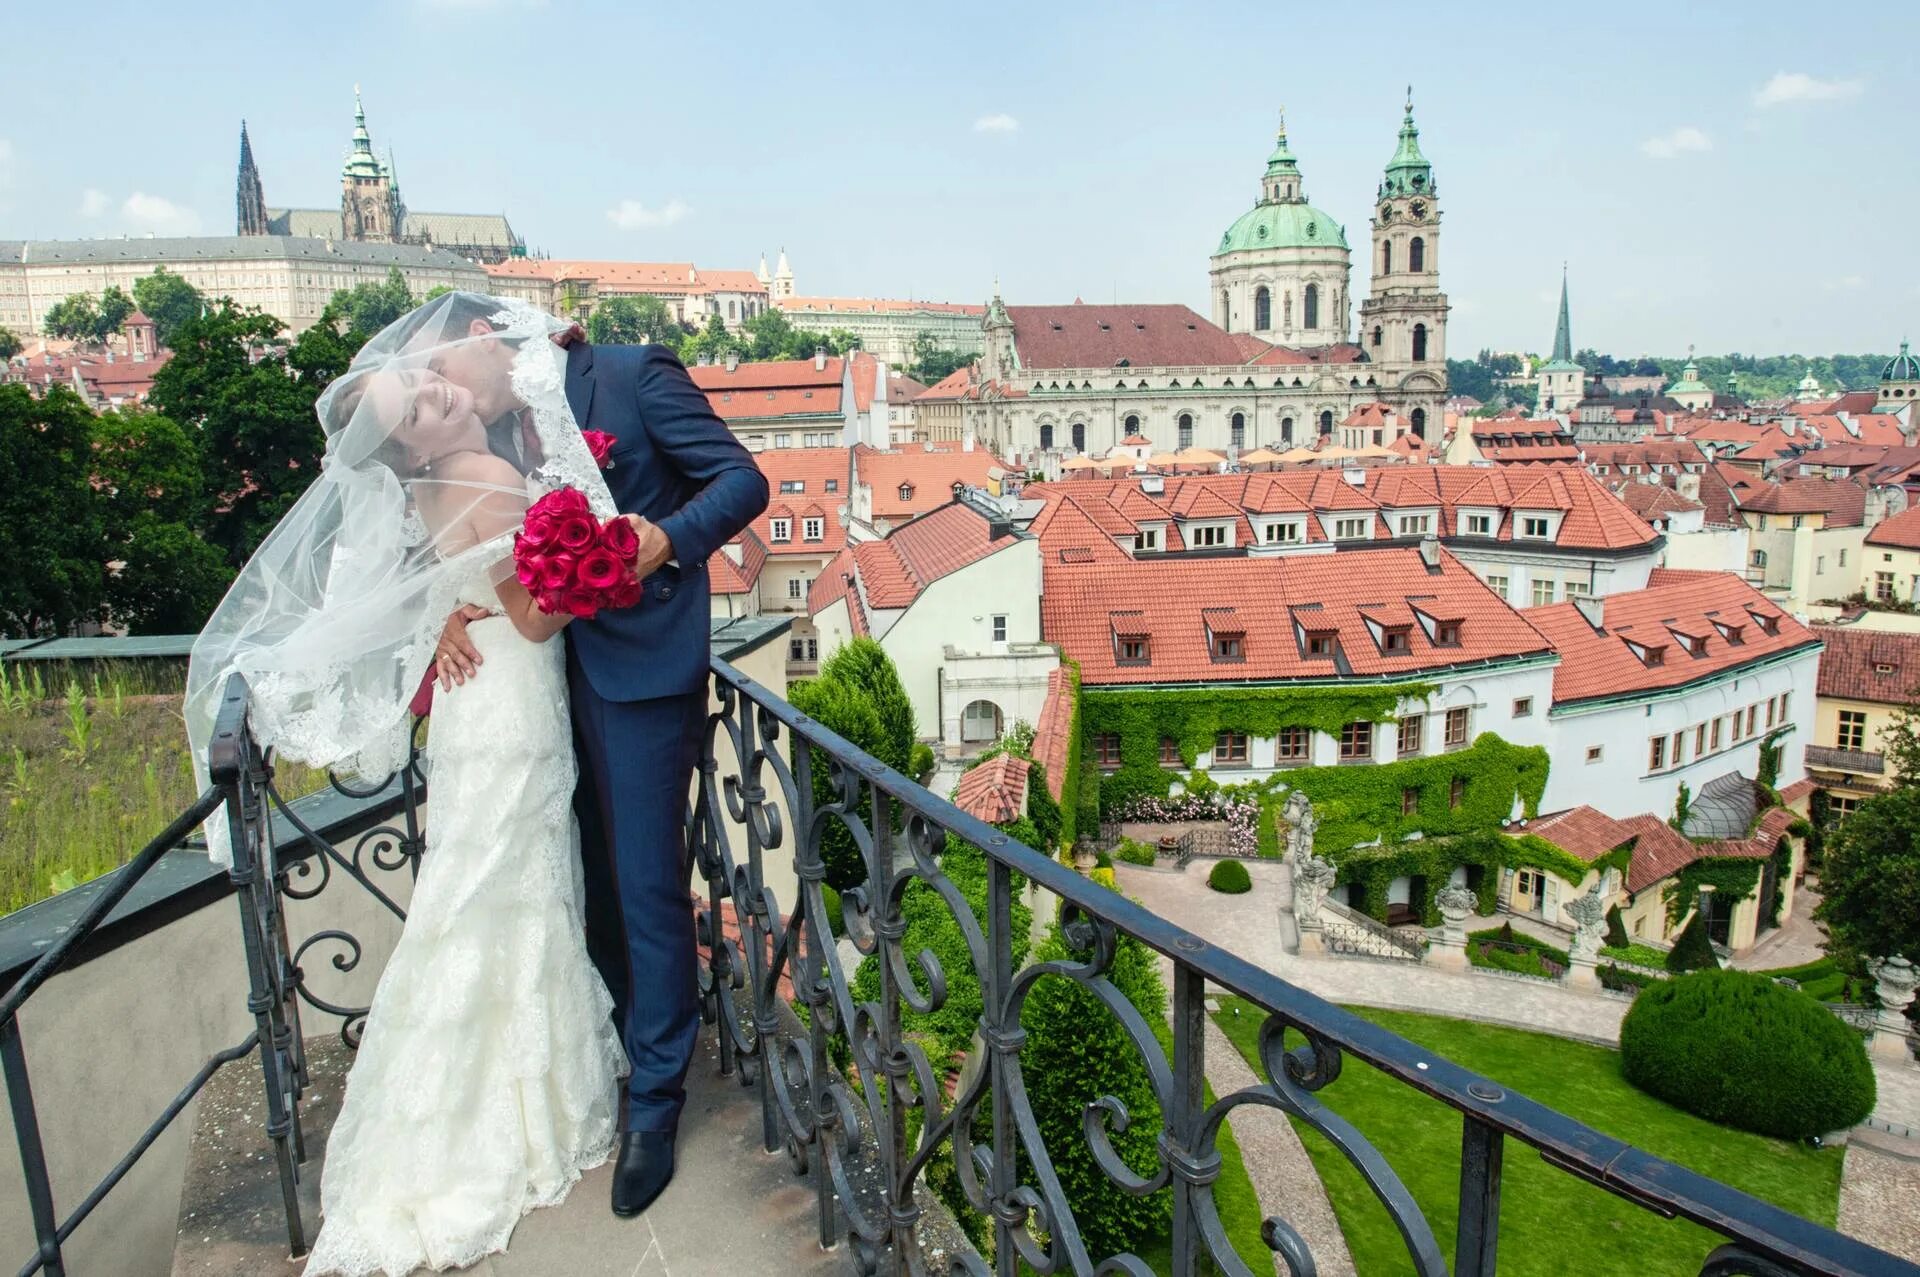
[[340, 86, 399, 242], [1358, 89, 1449, 383], [236, 121, 268, 237], [1536, 270, 1584, 414], [772, 248, 795, 301], [1207, 110, 1352, 346]]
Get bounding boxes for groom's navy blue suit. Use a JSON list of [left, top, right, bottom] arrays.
[[561, 340, 768, 1134]]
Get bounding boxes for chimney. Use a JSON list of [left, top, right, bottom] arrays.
[[1342, 467, 1366, 486], [813, 346, 826, 372], [1573, 595, 1605, 631], [1417, 534, 1441, 570], [725, 349, 739, 373]]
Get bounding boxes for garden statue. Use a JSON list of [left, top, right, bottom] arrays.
[[1869, 955, 1919, 1060], [1281, 790, 1318, 863], [1430, 882, 1478, 971], [1291, 853, 1337, 929], [1566, 882, 1608, 963]]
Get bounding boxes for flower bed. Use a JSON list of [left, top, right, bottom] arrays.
[[1106, 792, 1259, 858], [1467, 925, 1569, 981]]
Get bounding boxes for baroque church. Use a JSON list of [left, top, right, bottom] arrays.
[[236, 89, 525, 264], [937, 96, 1449, 462]]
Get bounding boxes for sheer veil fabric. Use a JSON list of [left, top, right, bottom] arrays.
[[186, 293, 616, 861]]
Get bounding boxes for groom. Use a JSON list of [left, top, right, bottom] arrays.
[[427, 296, 768, 1218]]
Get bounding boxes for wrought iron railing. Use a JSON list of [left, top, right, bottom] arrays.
[[1318, 894, 1427, 962], [1803, 745, 1887, 777], [6, 662, 1918, 1276]]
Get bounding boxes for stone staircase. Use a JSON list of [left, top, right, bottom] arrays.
[[171, 1032, 846, 1277]]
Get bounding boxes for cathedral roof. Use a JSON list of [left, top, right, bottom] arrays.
[[1215, 201, 1349, 256], [1006, 304, 1249, 370], [1378, 95, 1434, 199], [1882, 340, 1920, 383]]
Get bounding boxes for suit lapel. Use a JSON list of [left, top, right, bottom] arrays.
[[565, 340, 596, 426]]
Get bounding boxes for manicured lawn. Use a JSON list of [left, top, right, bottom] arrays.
[[1136, 1083, 1271, 1274], [1211, 998, 1843, 1277], [1600, 942, 1669, 968], [1758, 957, 1870, 1005]]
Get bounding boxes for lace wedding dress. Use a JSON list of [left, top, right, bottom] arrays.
[[304, 591, 627, 1276]]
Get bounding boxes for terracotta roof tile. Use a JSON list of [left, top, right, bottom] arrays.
[[1521, 806, 1637, 862], [1526, 570, 1818, 707], [1737, 477, 1867, 526], [827, 502, 1016, 612], [1865, 505, 1920, 550], [1618, 814, 1709, 893], [1029, 666, 1073, 803], [855, 443, 1008, 519], [1813, 625, 1920, 705], [753, 449, 852, 555], [954, 753, 1030, 825], [708, 530, 770, 595], [1009, 304, 1249, 370]]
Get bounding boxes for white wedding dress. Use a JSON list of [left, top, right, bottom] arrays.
[[304, 593, 627, 1276]]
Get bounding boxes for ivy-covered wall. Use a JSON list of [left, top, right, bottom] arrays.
[[1334, 831, 1631, 926]]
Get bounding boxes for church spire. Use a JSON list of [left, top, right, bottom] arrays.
[[1550, 268, 1573, 363], [1379, 86, 1433, 199], [236, 120, 267, 236], [343, 84, 383, 180], [1262, 107, 1304, 203]]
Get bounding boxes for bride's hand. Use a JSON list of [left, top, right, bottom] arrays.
[[435, 604, 494, 689]]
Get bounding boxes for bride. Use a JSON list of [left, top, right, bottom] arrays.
[[186, 296, 628, 1275]]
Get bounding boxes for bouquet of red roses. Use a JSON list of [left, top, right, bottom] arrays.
[[512, 487, 642, 619]]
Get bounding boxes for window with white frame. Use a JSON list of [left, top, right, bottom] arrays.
[[1463, 513, 1493, 536], [788, 578, 804, 600], [1333, 516, 1370, 540], [1520, 515, 1551, 539], [1396, 514, 1432, 536], [1191, 524, 1229, 548], [991, 615, 1007, 642], [1484, 572, 1509, 598], [1263, 520, 1302, 544], [770, 518, 792, 543], [1136, 528, 1160, 552], [1530, 579, 1556, 607], [803, 517, 824, 542]]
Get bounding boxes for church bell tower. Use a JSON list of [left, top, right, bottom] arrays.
[[340, 87, 400, 242], [236, 121, 268, 237], [1358, 90, 1448, 383]]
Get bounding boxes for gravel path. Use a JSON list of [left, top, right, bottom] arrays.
[[1838, 1143, 1920, 1263]]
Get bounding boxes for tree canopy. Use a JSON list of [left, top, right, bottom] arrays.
[[586, 295, 683, 347], [323, 267, 418, 338], [0, 385, 104, 635], [909, 331, 969, 385], [0, 326, 19, 361], [131, 268, 207, 346]]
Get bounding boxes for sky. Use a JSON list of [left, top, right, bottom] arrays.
[[2, 0, 1915, 358]]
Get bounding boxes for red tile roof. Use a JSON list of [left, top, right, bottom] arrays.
[[1831, 390, 1883, 416], [1615, 482, 1703, 521], [855, 443, 1008, 519], [1520, 806, 1637, 862], [485, 259, 765, 295], [1736, 476, 1867, 526], [1865, 505, 1920, 550], [1617, 814, 1713, 893], [1526, 570, 1818, 707], [1008, 304, 1250, 370], [1248, 342, 1369, 366], [1029, 666, 1074, 803], [825, 501, 1017, 613], [915, 365, 984, 403], [1043, 543, 1553, 687], [1813, 625, 1920, 706], [752, 449, 852, 555], [708, 530, 770, 595], [953, 753, 1030, 825]]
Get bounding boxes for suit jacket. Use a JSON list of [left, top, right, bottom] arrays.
[[563, 341, 769, 702]]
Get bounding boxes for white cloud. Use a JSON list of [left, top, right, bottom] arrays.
[[973, 113, 1020, 134], [1640, 126, 1710, 160], [1753, 72, 1863, 108], [606, 198, 690, 231], [78, 188, 110, 218], [120, 192, 201, 236]]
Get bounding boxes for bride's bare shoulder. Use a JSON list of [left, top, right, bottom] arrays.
[[434, 450, 523, 488]]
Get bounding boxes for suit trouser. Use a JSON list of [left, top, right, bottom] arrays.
[[567, 655, 705, 1134]]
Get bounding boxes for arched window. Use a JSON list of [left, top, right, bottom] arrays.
[[961, 699, 1003, 743], [1178, 414, 1194, 449], [1410, 237, 1425, 273], [1124, 413, 1140, 435], [1372, 325, 1383, 348], [1039, 422, 1054, 450], [1253, 286, 1271, 330], [1318, 409, 1333, 435], [1220, 289, 1230, 328], [1230, 412, 1246, 449], [1382, 241, 1393, 275], [1303, 284, 1320, 330], [1280, 416, 1294, 443], [1071, 421, 1085, 452], [1412, 324, 1428, 362], [1411, 407, 1427, 439]]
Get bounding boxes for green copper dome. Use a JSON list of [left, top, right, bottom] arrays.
[[1215, 201, 1348, 255], [1379, 91, 1434, 200], [1882, 340, 1920, 382]]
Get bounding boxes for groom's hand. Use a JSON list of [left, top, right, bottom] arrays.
[[624, 514, 674, 577], [550, 323, 586, 349], [434, 604, 493, 689]]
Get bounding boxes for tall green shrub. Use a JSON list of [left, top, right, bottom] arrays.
[[1019, 921, 1171, 1261], [1665, 910, 1719, 973], [821, 638, 916, 771], [788, 675, 886, 891], [1620, 970, 1875, 1139], [1604, 903, 1630, 949]]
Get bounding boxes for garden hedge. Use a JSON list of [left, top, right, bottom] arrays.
[[1620, 969, 1875, 1139], [1664, 910, 1719, 973], [1208, 859, 1252, 894]]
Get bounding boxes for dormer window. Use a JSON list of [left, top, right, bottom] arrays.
[[1749, 610, 1780, 636], [1306, 631, 1336, 657], [803, 516, 825, 542], [1626, 640, 1667, 668], [1135, 528, 1161, 552], [1381, 627, 1412, 654], [1463, 513, 1493, 536], [1333, 516, 1370, 541], [1211, 632, 1245, 662], [1396, 514, 1432, 537], [1118, 637, 1150, 665], [1263, 520, 1302, 545], [1434, 621, 1461, 646], [1875, 662, 1897, 676], [1712, 620, 1745, 645], [769, 518, 792, 543], [1520, 515, 1551, 539], [1190, 524, 1230, 549], [899, 483, 915, 502]]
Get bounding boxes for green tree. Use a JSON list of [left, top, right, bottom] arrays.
[[422, 284, 454, 303], [325, 267, 417, 337], [740, 308, 817, 361], [90, 410, 232, 632], [819, 638, 916, 771], [96, 286, 134, 339], [787, 674, 888, 890], [1816, 785, 1920, 965], [909, 331, 968, 384], [1878, 685, 1920, 785], [0, 385, 103, 636], [131, 268, 207, 346], [679, 313, 746, 367], [150, 301, 327, 567], [1664, 908, 1719, 973], [0, 326, 19, 361], [588, 295, 681, 347], [41, 293, 101, 343], [1019, 918, 1172, 1261]]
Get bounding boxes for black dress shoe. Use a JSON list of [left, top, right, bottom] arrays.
[[611, 1129, 675, 1218]]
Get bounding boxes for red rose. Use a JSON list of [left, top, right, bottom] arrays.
[[599, 516, 639, 560], [561, 587, 601, 619], [607, 576, 643, 610], [581, 430, 616, 469], [516, 552, 547, 589], [556, 515, 597, 552], [539, 555, 574, 591], [532, 487, 589, 519], [576, 549, 625, 592], [520, 513, 559, 550]]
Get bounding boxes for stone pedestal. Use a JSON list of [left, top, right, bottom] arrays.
[[1296, 922, 1326, 957], [1567, 955, 1600, 990], [1429, 883, 1475, 971], [1869, 956, 1918, 1063], [1564, 882, 1608, 994], [1290, 852, 1337, 960]]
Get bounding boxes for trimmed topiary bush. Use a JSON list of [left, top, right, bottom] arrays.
[[1113, 838, 1157, 867], [1619, 969, 1876, 1139], [909, 741, 935, 781], [1665, 910, 1719, 973], [1604, 903, 1630, 949], [1208, 859, 1252, 894]]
